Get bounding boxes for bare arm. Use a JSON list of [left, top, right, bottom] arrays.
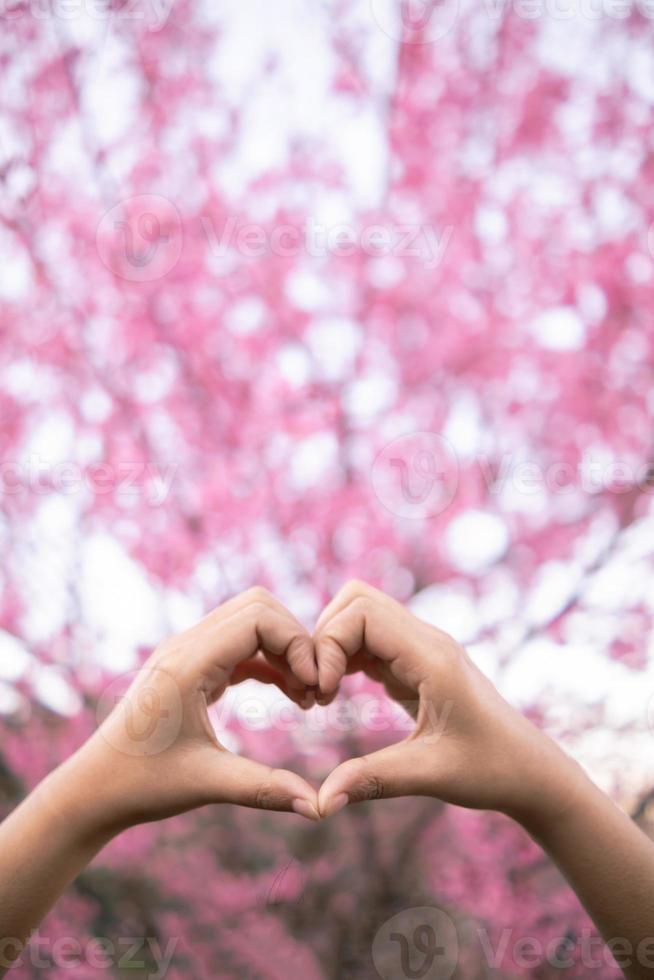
[[522, 777, 654, 978], [0, 588, 320, 974], [315, 580, 654, 979], [0, 760, 115, 971]]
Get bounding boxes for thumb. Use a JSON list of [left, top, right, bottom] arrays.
[[212, 751, 321, 822], [318, 741, 421, 818]]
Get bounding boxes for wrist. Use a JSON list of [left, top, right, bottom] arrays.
[[33, 744, 123, 851], [508, 740, 594, 839]]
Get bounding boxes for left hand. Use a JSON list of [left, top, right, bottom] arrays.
[[56, 588, 321, 835]]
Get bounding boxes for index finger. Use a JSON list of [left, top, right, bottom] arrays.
[[314, 581, 420, 696], [194, 597, 318, 689]]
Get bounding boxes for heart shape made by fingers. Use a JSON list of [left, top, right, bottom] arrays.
[[221, 581, 538, 825], [225, 586, 426, 820]]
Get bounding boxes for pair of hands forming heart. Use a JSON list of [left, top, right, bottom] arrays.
[[70, 581, 579, 835], [5, 583, 650, 980], [6, 582, 654, 980], [8, 585, 654, 980]]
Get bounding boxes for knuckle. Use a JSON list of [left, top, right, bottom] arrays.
[[343, 578, 371, 599], [313, 620, 330, 642], [154, 634, 178, 656], [318, 632, 344, 661], [245, 586, 272, 604], [434, 632, 465, 668], [366, 775, 385, 801], [254, 770, 285, 811], [152, 636, 182, 668], [344, 757, 385, 802], [350, 594, 373, 617], [288, 632, 311, 655], [246, 600, 271, 622]]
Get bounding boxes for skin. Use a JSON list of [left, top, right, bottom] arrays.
[[315, 581, 654, 980], [0, 588, 320, 974], [0, 582, 653, 978]]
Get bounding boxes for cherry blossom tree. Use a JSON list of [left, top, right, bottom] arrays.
[[1, 1, 654, 976]]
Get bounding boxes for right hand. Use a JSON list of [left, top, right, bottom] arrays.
[[315, 581, 582, 825]]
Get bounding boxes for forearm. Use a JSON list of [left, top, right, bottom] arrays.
[[0, 595, 321, 975], [519, 761, 654, 979], [0, 756, 114, 975]]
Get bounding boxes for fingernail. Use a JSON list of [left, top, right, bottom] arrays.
[[292, 799, 320, 822], [323, 792, 349, 818]]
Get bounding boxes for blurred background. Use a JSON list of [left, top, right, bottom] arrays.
[[1, 1, 654, 976]]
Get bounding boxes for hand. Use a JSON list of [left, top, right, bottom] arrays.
[[56, 588, 321, 835], [315, 581, 583, 824]]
